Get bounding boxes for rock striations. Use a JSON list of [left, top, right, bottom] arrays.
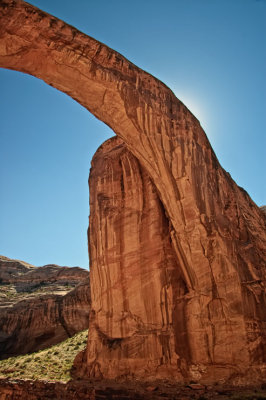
[[0, 256, 90, 359], [73, 137, 189, 381], [0, 0, 265, 385], [72, 138, 266, 384]]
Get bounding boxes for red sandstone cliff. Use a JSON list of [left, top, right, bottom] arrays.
[[0, 256, 90, 359], [73, 137, 266, 385], [0, 0, 265, 385], [74, 137, 188, 381]]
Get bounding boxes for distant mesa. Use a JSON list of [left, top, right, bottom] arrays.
[[0, 255, 90, 360]]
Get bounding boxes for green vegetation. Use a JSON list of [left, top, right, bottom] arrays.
[[0, 330, 87, 382], [0, 282, 75, 306]]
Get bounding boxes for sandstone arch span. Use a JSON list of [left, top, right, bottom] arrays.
[[0, 0, 203, 291], [0, 0, 265, 383]]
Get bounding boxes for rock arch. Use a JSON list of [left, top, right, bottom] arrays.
[[0, 0, 265, 383]]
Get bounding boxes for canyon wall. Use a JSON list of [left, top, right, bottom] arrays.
[[0, 0, 265, 384], [83, 137, 188, 381], [0, 256, 90, 359], [72, 137, 266, 384]]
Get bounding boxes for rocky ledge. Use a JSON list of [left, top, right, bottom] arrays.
[[0, 256, 90, 359], [0, 378, 265, 400]]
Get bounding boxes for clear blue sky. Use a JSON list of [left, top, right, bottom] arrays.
[[0, 0, 265, 269]]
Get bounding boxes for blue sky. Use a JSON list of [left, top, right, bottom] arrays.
[[0, 0, 265, 269]]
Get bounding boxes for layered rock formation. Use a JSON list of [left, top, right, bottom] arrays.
[[0, 255, 89, 287], [0, 0, 265, 385], [0, 256, 90, 359]]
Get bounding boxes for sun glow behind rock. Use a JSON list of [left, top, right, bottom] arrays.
[[172, 89, 209, 132], [171, 88, 221, 153]]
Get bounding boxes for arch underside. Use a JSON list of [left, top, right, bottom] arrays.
[[0, 0, 265, 383]]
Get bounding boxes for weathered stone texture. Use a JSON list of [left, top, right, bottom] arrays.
[[72, 137, 266, 384], [0, 379, 264, 400], [83, 137, 188, 380], [0, 256, 90, 359], [0, 0, 265, 384]]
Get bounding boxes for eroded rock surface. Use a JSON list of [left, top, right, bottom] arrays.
[[0, 378, 265, 400], [0, 256, 90, 359], [260, 206, 266, 216], [0, 0, 265, 385], [80, 136, 188, 381], [72, 138, 266, 384]]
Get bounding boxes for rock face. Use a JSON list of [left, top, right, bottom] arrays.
[[72, 137, 266, 384], [260, 206, 266, 216], [75, 137, 188, 381], [0, 256, 90, 359], [0, 0, 265, 384]]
